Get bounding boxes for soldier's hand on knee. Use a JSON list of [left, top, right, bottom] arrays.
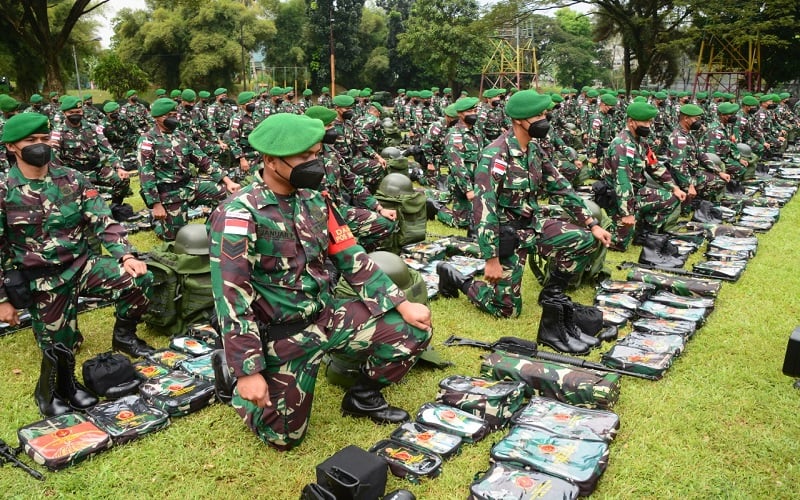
[[152, 203, 167, 220], [590, 226, 612, 248], [484, 257, 504, 284], [237, 373, 271, 408], [0, 302, 20, 326], [396, 300, 432, 332], [123, 257, 148, 278], [719, 172, 731, 182], [621, 215, 636, 226], [116, 168, 130, 180], [672, 186, 687, 202], [379, 208, 397, 221]]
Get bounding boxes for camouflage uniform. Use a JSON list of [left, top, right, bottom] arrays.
[[224, 111, 261, 181], [81, 102, 104, 124], [120, 100, 151, 133], [420, 118, 453, 187], [207, 98, 236, 139], [138, 126, 230, 240], [0, 164, 151, 349], [177, 103, 219, 158], [600, 129, 681, 249], [480, 102, 507, 143], [702, 119, 745, 181], [209, 178, 431, 450], [50, 118, 130, 204], [667, 125, 726, 201], [585, 110, 616, 164], [332, 117, 384, 193], [357, 112, 385, 152], [318, 93, 333, 109], [468, 133, 598, 318], [100, 112, 138, 171], [439, 120, 482, 228]]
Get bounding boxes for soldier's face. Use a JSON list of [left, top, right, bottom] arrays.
[[7, 133, 50, 158]]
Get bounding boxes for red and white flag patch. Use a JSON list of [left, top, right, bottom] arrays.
[[492, 158, 508, 175], [224, 212, 250, 235]]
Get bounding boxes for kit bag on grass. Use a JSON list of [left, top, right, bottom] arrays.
[[139, 371, 216, 417], [85, 395, 170, 445], [18, 413, 112, 470], [373, 187, 427, 253], [316, 445, 388, 500], [415, 402, 491, 443], [490, 426, 609, 497], [142, 242, 214, 337], [435, 375, 526, 430], [626, 268, 722, 298], [390, 422, 463, 459], [601, 345, 675, 379], [511, 396, 620, 443], [480, 351, 621, 410], [369, 439, 443, 483], [469, 461, 579, 500]]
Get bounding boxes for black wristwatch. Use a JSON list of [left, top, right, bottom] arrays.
[[587, 220, 599, 230]]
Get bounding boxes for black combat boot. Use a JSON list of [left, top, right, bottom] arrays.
[[537, 268, 572, 305], [436, 262, 472, 299], [341, 374, 409, 424], [112, 315, 155, 358], [559, 300, 601, 350], [211, 349, 236, 405], [638, 233, 685, 269], [53, 343, 98, 410], [34, 347, 71, 417], [425, 198, 443, 221], [536, 299, 590, 355], [632, 223, 658, 247]]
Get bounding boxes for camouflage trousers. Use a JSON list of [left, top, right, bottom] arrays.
[[464, 219, 597, 318], [725, 161, 747, 182], [343, 205, 398, 252], [694, 170, 727, 202], [435, 186, 472, 229], [81, 165, 131, 203], [231, 299, 432, 451], [558, 160, 591, 187], [351, 158, 387, 194], [608, 186, 680, 250], [155, 179, 228, 241], [29, 255, 153, 350]]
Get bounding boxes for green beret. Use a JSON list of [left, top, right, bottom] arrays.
[[359, 89, 371, 98], [581, 86, 590, 92], [586, 89, 599, 98], [321, 86, 330, 93], [600, 94, 618, 106], [237, 91, 255, 105], [560, 88, 570, 95], [779, 92, 790, 99], [723, 93, 735, 100], [249, 114, 325, 157], [419, 90, 433, 99], [431, 87, 439, 92], [654, 92, 668, 100], [640, 90, 651, 97], [631, 90, 640, 96], [214, 87, 227, 96], [626, 101, 658, 121], [60, 96, 81, 112], [103, 101, 120, 113], [550, 94, 564, 103], [444, 103, 458, 118], [285, 86, 294, 92], [181, 89, 196, 101], [151, 98, 178, 117], [741, 95, 759, 106], [303, 89, 313, 96], [712, 91, 724, 98], [268, 86, 282, 97], [759, 94, 773, 103], [155, 89, 167, 96], [679, 104, 704, 117], [454, 97, 479, 113], [305, 105, 337, 125], [771, 93, 781, 102], [0, 95, 20, 113], [482, 88, 501, 98], [405, 91, 417, 98], [125, 90, 137, 98], [443, 88, 452, 94], [695, 91, 707, 100], [369, 102, 384, 114], [30, 94, 43, 104], [509, 88, 519, 95], [396, 88, 405, 94], [170, 89, 181, 99], [717, 102, 739, 115], [198, 90, 211, 99], [49, 91, 59, 98], [460, 90, 468, 96], [617, 88, 626, 95], [83, 94, 92, 101], [634, 96, 648, 103], [333, 95, 355, 107], [347, 89, 360, 98], [2, 113, 50, 143], [679, 91, 691, 98], [505, 90, 551, 119]]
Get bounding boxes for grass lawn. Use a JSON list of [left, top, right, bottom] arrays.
[[0, 177, 798, 498]]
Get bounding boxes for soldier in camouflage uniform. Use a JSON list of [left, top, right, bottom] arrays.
[[392, 89, 407, 130], [138, 98, 240, 241], [331, 95, 387, 193], [0, 114, 155, 415], [298, 89, 314, 113], [478, 88, 507, 144], [600, 102, 686, 250], [23, 94, 45, 115], [100, 101, 138, 172], [177, 89, 219, 161], [50, 96, 131, 207], [667, 104, 730, 204], [436, 91, 611, 319], [207, 88, 235, 142], [651, 91, 674, 156], [81, 95, 104, 124], [223, 91, 262, 183], [585, 94, 619, 177], [318, 86, 333, 108], [702, 102, 748, 182], [41, 92, 60, 122], [254, 86, 285, 122], [357, 102, 385, 152], [120, 89, 152, 134], [0, 94, 20, 172], [736, 95, 767, 158], [306, 106, 398, 252], [420, 103, 459, 188], [209, 113, 432, 450]]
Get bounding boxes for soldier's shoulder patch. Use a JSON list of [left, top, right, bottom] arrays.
[[223, 211, 251, 235], [625, 145, 636, 158], [231, 117, 241, 128], [592, 118, 602, 128], [676, 138, 687, 147], [95, 124, 104, 135], [491, 158, 508, 175], [85, 187, 99, 198], [50, 130, 62, 143]]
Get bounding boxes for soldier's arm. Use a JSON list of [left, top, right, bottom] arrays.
[[473, 149, 504, 260], [80, 175, 135, 258], [137, 136, 160, 208], [95, 127, 124, 171], [226, 119, 243, 158], [540, 151, 592, 226]]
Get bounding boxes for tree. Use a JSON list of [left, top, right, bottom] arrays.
[[92, 52, 150, 99], [551, 8, 610, 88], [305, 0, 367, 89], [0, 0, 110, 94]]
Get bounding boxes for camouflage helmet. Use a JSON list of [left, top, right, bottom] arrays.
[[173, 224, 210, 255], [381, 146, 404, 160], [564, 122, 577, 132], [705, 152, 723, 169], [381, 117, 394, 128], [563, 146, 578, 161], [378, 173, 414, 196], [368, 251, 412, 289], [736, 143, 753, 159]]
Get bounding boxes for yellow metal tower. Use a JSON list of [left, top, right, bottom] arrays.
[[693, 34, 762, 95], [481, 19, 539, 93]]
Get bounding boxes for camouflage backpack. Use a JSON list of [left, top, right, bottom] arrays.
[[373, 173, 427, 253]]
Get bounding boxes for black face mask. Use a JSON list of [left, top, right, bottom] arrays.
[[588, 99, 597, 105], [605, 108, 616, 116], [527, 118, 550, 139], [423, 100, 430, 106], [464, 114, 478, 126], [130, 96, 138, 103], [767, 103, 777, 110], [725, 115, 738, 124], [342, 110, 354, 121], [491, 100, 501, 108], [657, 101, 666, 107], [287, 94, 294, 100], [20, 143, 51, 167], [163, 117, 179, 131], [545, 112, 553, 122], [109, 112, 119, 120], [183, 104, 193, 111], [634, 125, 651, 138], [275, 98, 284, 106], [553, 104, 561, 110], [747, 107, 756, 115], [322, 128, 339, 144], [67, 114, 82, 125], [245, 103, 256, 113], [282, 158, 325, 190], [689, 119, 703, 131]]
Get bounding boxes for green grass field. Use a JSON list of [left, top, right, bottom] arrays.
[[0, 177, 798, 498]]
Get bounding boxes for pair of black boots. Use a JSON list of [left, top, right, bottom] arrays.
[[36, 343, 98, 417], [112, 315, 155, 358]]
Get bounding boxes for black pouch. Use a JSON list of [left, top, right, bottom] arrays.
[[591, 180, 617, 210], [498, 225, 519, 258], [3, 269, 33, 309], [82, 351, 140, 399], [316, 445, 387, 500]]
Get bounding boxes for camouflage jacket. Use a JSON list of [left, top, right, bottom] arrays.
[[479, 103, 507, 141], [208, 177, 406, 377], [444, 121, 483, 195], [254, 100, 281, 123], [319, 143, 379, 211], [356, 113, 384, 150], [420, 118, 451, 163], [225, 111, 259, 161], [177, 104, 216, 151], [207, 100, 236, 135], [585, 111, 617, 159], [50, 119, 122, 172], [82, 104, 105, 124], [332, 118, 377, 161], [100, 115, 137, 150], [600, 129, 677, 218], [318, 94, 333, 109], [120, 102, 152, 133], [751, 108, 778, 143], [701, 120, 741, 168], [667, 125, 716, 190], [473, 133, 592, 259], [0, 164, 134, 298], [137, 126, 224, 206]]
